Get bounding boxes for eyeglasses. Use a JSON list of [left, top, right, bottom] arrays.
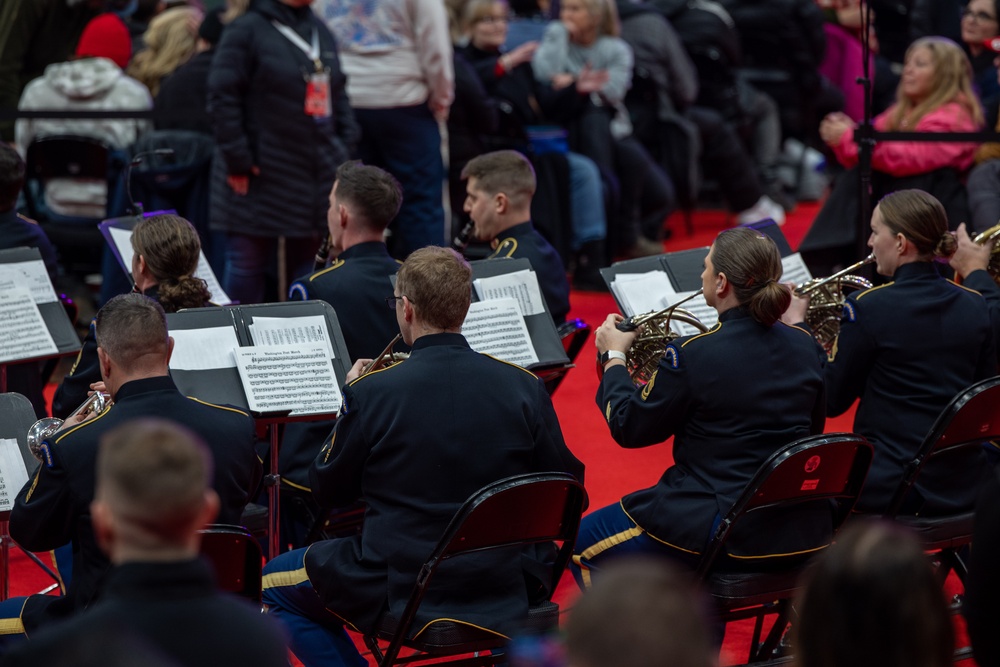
[[385, 295, 405, 310], [476, 15, 509, 24], [962, 8, 997, 22]]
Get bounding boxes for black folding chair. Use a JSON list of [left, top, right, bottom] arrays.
[[198, 523, 263, 605], [883, 376, 1000, 586], [696, 433, 873, 663], [363, 472, 588, 667]]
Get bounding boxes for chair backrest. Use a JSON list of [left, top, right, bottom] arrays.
[[697, 433, 873, 577], [25, 135, 112, 182], [885, 376, 1000, 517], [381, 473, 587, 664], [198, 523, 263, 604]]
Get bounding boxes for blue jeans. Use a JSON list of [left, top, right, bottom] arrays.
[[566, 151, 606, 249], [262, 548, 368, 667], [572, 502, 702, 588], [355, 105, 446, 256], [223, 233, 318, 305]]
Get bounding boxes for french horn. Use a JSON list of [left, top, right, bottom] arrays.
[[26, 392, 110, 460], [601, 290, 709, 387], [973, 223, 1000, 286], [795, 254, 875, 354]]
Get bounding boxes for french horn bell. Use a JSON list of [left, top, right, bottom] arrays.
[[973, 223, 1000, 286], [795, 254, 875, 355]]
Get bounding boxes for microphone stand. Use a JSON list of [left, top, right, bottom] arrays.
[[854, 1, 876, 266]]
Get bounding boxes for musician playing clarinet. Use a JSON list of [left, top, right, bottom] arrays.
[[577, 227, 826, 586], [786, 189, 995, 515], [262, 246, 584, 667]]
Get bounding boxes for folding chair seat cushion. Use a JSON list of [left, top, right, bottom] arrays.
[[894, 512, 975, 551], [705, 564, 811, 608]]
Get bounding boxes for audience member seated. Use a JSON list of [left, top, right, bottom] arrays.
[[260, 246, 584, 667], [129, 5, 203, 97], [531, 0, 676, 257], [801, 37, 983, 275], [0, 293, 261, 653], [3, 419, 289, 667], [564, 558, 714, 667], [0, 0, 111, 142], [615, 0, 788, 224], [0, 143, 58, 419], [53, 213, 212, 418], [282, 161, 408, 538], [15, 13, 152, 219], [794, 520, 953, 667], [462, 150, 571, 324], [815, 0, 876, 122], [576, 227, 826, 582], [961, 0, 1000, 107], [786, 189, 995, 515], [458, 0, 609, 288]]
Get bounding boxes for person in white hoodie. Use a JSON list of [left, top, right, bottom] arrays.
[[15, 12, 152, 219]]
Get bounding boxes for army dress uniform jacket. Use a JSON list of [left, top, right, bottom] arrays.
[[11, 376, 261, 632], [304, 333, 584, 636], [489, 221, 570, 325], [597, 306, 828, 558], [826, 261, 996, 514], [285, 241, 407, 491]]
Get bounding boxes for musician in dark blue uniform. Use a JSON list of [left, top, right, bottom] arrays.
[[950, 221, 1000, 361], [577, 227, 827, 584], [53, 214, 213, 418], [462, 150, 570, 324], [0, 294, 260, 651], [789, 190, 996, 515], [284, 161, 407, 507], [261, 247, 584, 667]]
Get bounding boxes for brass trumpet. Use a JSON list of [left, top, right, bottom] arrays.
[[360, 334, 409, 376], [795, 254, 875, 354], [973, 223, 1000, 286], [26, 392, 111, 460], [603, 290, 709, 387]]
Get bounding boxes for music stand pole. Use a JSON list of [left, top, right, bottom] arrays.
[[855, 2, 876, 264]]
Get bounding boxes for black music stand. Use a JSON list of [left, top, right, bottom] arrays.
[[166, 301, 351, 560], [0, 392, 61, 601]]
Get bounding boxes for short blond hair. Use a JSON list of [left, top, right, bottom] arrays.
[[396, 247, 472, 330]]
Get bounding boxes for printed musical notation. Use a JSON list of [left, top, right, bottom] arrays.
[[780, 252, 813, 287], [0, 260, 58, 304], [668, 290, 719, 337], [611, 270, 676, 318], [0, 437, 29, 512], [473, 269, 546, 316], [0, 288, 58, 364], [234, 343, 342, 415], [462, 298, 539, 368], [249, 316, 335, 359]]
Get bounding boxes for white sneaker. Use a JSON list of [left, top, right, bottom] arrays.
[[735, 195, 786, 226]]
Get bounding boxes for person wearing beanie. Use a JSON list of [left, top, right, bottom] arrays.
[[15, 12, 152, 219]]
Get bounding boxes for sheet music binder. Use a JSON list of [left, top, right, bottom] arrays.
[[469, 258, 570, 370], [0, 247, 81, 362], [166, 300, 351, 415], [599, 221, 795, 313]]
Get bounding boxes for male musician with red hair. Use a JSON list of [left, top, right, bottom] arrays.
[[261, 246, 584, 667]]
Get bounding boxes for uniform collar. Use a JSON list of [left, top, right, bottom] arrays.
[[102, 558, 214, 601], [717, 304, 751, 322], [339, 241, 392, 261], [892, 261, 939, 282], [114, 375, 178, 402], [496, 221, 534, 240], [410, 332, 471, 351]]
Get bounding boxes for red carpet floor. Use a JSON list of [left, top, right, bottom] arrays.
[[5, 202, 976, 664]]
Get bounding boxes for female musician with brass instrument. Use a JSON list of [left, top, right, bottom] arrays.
[[787, 189, 996, 515], [52, 213, 212, 418], [575, 227, 826, 583]]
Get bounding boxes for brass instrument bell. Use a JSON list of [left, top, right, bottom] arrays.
[[795, 255, 875, 354], [973, 223, 1000, 286], [26, 392, 110, 460]]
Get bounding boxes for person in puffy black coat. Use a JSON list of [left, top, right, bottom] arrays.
[[208, 0, 359, 305]]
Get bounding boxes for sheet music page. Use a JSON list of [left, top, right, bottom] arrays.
[[666, 291, 719, 338], [472, 269, 546, 316], [610, 271, 676, 317], [0, 260, 58, 304], [234, 343, 342, 415], [248, 316, 335, 359], [461, 298, 539, 367], [0, 437, 29, 512], [194, 253, 232, 305], [0, 288, 58, 363], [108, 226, 135, 278], [168, 326, 240, 371], [781, 253, 813, 287]]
